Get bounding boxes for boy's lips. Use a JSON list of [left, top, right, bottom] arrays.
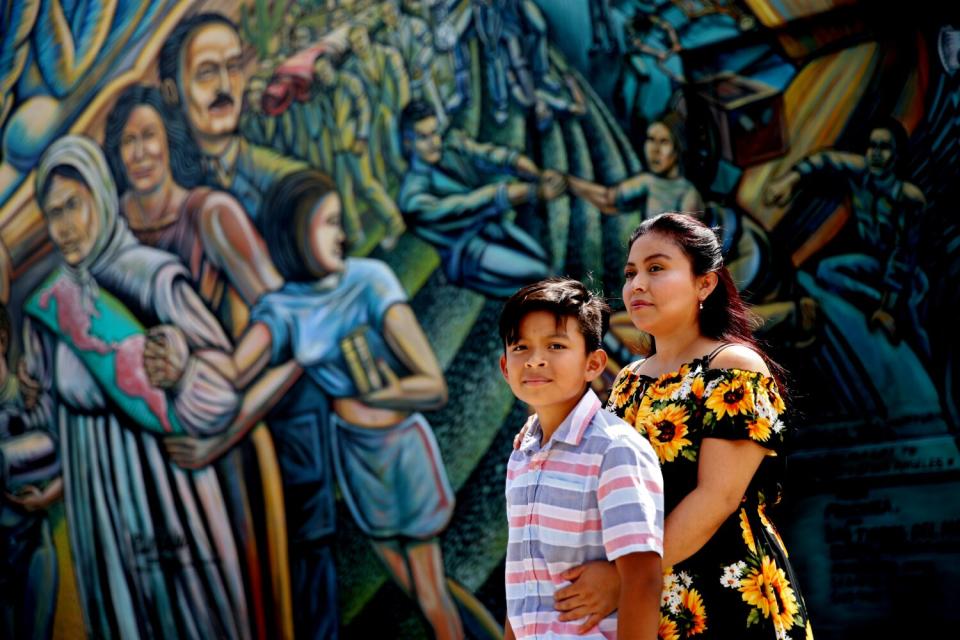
[[522, 376, 552, 386], [630, 299, 653, 309]]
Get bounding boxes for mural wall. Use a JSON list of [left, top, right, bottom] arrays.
[[0, 0, 957, 637]]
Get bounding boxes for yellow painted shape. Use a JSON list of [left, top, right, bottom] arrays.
[[737, 42, 880, 231], [52, 514, 86, 639]]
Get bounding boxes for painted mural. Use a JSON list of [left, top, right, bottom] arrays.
[[0, 1, 957, 638]]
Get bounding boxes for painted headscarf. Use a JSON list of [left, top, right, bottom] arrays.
[[35, 135, 131, 306]]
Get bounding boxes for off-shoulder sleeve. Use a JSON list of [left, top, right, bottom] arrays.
[[606, 360, 644, 414], [701, 369, 786, 453]]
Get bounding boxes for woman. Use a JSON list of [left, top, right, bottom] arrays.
[[21, 136, 251, 639], [545, 213, 813, 639], [103, 85, 282, 333], [153, 170, 465, 640], [103, 84, 297, 639]]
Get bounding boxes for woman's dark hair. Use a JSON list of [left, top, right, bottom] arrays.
[[103, 85, 203, 194], [627, 213, 786, 384], [499, 277, 611, 353], [259, 169, 339, 283], [38, 164, 88, 204]]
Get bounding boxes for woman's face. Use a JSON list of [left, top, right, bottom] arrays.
[[303, 193, 347, 276], [622, 231, 708, 336], [644, 121, 679, 178], [120, 105, 171, 195], [43, 175, 101, 266]]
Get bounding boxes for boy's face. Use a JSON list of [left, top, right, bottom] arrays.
[[500, 311, 606, 414]]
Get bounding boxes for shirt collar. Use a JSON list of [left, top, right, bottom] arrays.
[[519, 389, 602, 451]]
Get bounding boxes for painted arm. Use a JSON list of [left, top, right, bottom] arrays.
[[360, 303, 447, 410], [400, 177, 534, 228], [197, 191, 283, 306], [387, 47, 411, 109], [681, 182, 705, 213], [567, 175, 622, 215], [764, 150, 865, 207]]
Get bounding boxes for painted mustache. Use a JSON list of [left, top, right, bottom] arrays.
[[209, 92, 235, 110]]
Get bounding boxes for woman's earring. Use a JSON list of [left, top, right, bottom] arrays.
[[699, 301, 704, 310]]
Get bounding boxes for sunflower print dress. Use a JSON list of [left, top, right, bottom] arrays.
[[606, 354, 814, 640]]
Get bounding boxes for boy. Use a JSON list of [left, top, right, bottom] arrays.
[[499, 278, 664, 639]]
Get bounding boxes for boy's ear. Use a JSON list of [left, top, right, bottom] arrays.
[[499, 353, 509, 382], [584, 348, 608, 382]]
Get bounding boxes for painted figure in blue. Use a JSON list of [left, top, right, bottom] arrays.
[[398, 100, 566, 298], [469, 0, 554, 127], [765, 118, 930, 355], [1, 302, 60, 640], [152, 170, 465, 640], [378, 0, 449, 126], [422, 0, 474, 113]]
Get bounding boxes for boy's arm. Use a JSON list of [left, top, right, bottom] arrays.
[[504, 616, 517, 640], [614, 551, 662, 639]]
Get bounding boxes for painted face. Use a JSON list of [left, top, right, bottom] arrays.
[[292, 26, 313, 51], [383, 3, 400, 27], [622, 231, 710, 336], [413, 116, 442, 164], [500, 312, 599, 414], [120, 105, 170, 195], [245, 79, 266, 114], [866, 128, 896, 175], [181, 23, 245, 138], [348, 27, 371, 57], [313, 58, 336, 87], [644, 121, 679, 178], [302, 193, 347, 276], [43, 175, 101, 266]]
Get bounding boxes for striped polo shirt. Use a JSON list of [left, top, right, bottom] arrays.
[[505, 389, 664, 639]]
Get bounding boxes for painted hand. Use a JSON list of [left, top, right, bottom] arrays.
[[163, 434, 227, 469], [17, 358, 40, 411], [144, 325, 189, 388]]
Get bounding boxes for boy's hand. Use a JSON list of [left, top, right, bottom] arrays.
[[555, 561, 620, 634]]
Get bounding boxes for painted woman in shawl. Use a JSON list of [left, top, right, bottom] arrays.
[[20, 136, 251, 640], [156, 170, 465, 640]]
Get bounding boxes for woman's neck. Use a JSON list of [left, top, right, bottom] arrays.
[[648, 322, 713, 374], [124, 179, 187, 231]]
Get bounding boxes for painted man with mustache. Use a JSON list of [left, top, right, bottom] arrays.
[[159, 13, 307, 221]]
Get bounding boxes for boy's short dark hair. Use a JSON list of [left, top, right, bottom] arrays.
[[499, 278, 610, 353]]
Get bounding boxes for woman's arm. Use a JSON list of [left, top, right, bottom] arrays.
[[662, 437, 767, 566], [664, 346, 773, 566], [361, 303, 447, 410], [615, 552, 662, 639]]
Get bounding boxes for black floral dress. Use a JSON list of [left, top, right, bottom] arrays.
[[606, 353, 814, 640]]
